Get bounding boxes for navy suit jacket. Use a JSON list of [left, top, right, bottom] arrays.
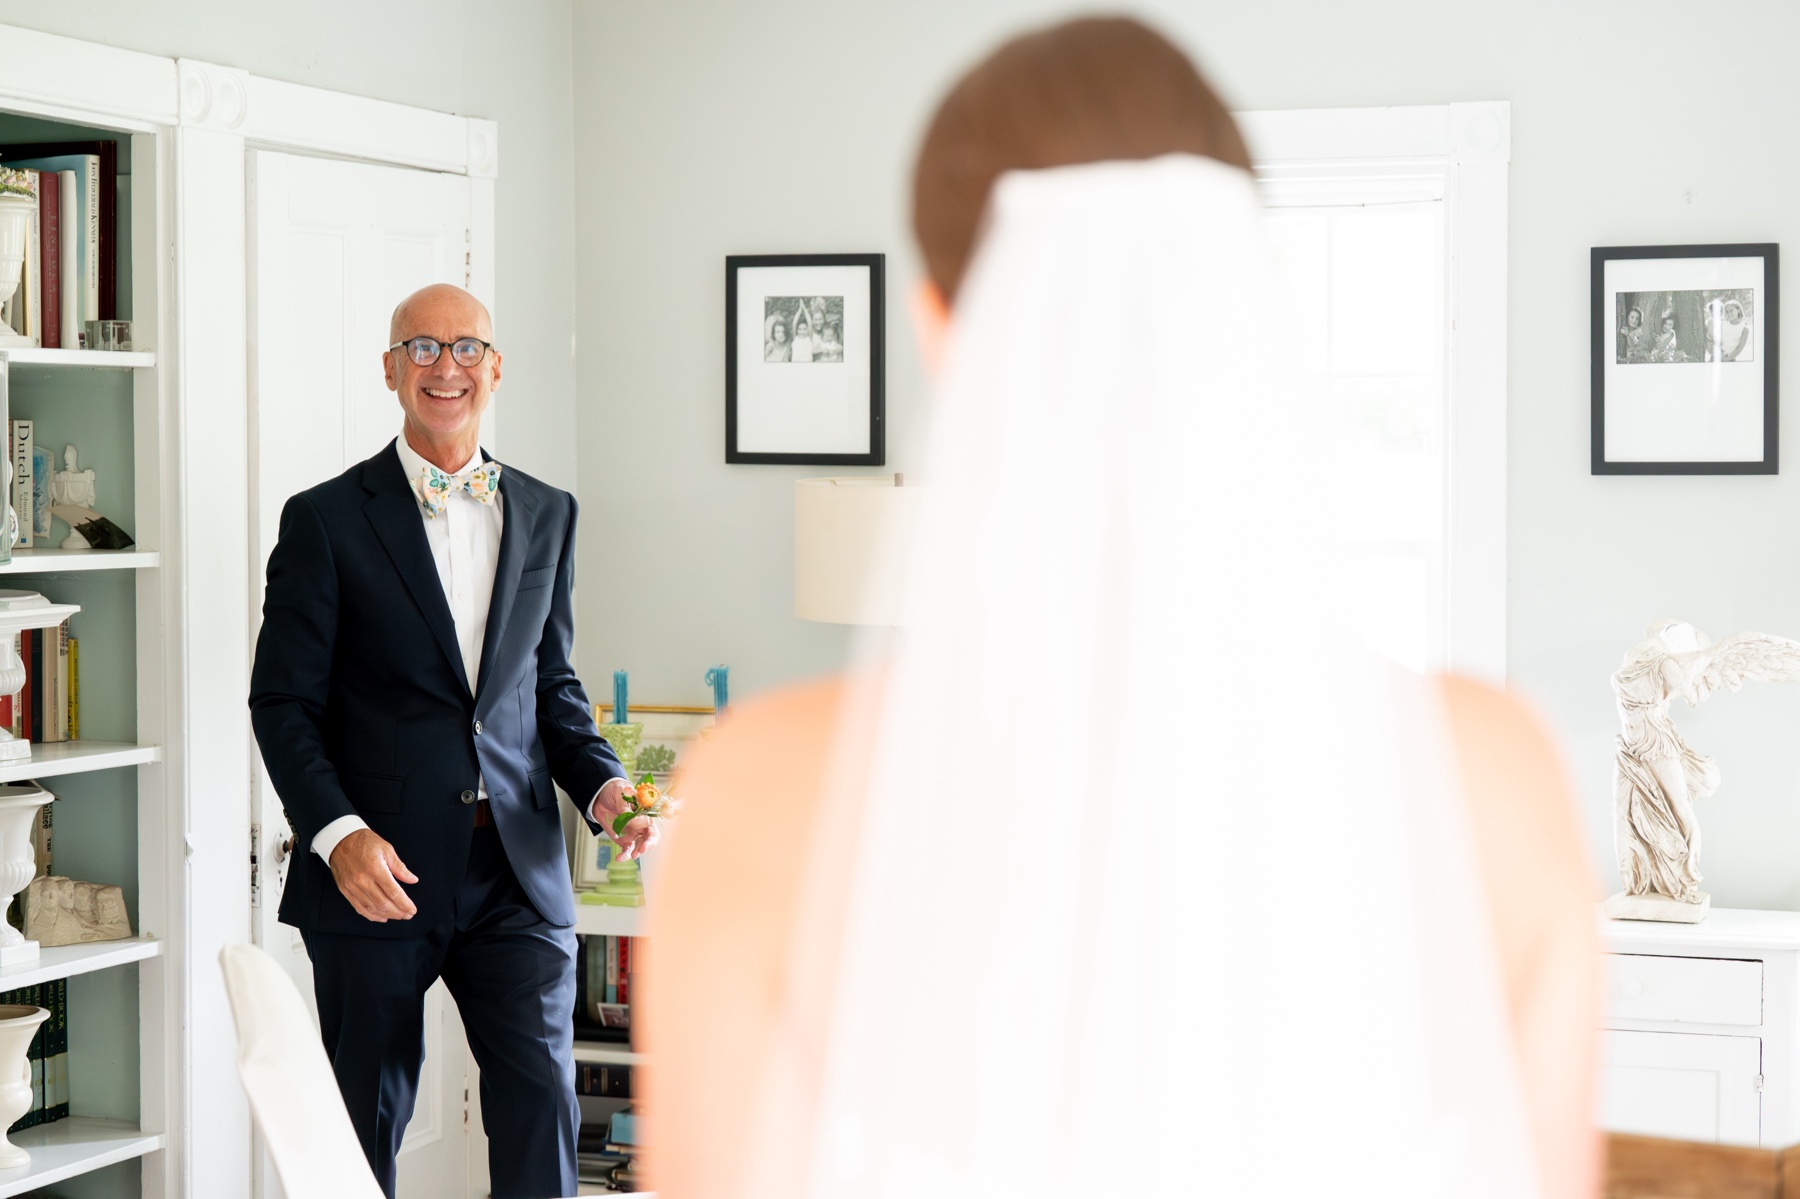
[[249, 440, 625, 938]]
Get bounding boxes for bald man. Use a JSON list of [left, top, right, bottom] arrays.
[[249, 285, 652, 1198]]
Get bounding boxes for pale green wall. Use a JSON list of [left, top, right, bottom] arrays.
[[571, 0, 1800, 909]]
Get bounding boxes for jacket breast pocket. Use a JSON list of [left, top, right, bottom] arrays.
[[343, 771, 404, 814], [517, 565, 555, 591], [529, 767, 556, 810]]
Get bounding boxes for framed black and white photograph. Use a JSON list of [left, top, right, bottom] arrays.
[[1592, 243, 1778, 474], [726, 254, 884, 465]]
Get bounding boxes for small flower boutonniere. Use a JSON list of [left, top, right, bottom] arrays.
[[612, 773, 680, 836]]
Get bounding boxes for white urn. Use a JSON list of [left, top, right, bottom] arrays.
[[0, 786, 52, 967], [0, 1004, 47, 1167], [0, 193, 32, 350]]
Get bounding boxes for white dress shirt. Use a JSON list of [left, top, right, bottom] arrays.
[[312, 434, 608, 864]]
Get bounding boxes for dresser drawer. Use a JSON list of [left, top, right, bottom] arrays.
[[1607, 954, 1763, 1027]]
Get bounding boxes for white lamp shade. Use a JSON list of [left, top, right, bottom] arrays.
[[794, 476, 914, 625]]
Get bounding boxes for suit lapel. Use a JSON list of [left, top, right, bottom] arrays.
[[362, 442, 469, 691], [475, 464, 539, 706]]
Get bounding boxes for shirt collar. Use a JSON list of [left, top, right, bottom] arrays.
[[396, 432, 484, 481]]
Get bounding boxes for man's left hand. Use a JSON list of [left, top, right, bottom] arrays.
[[594, 777, 658, 861]]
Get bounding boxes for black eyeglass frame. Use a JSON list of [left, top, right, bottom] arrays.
[[387, 336, 495, 368]]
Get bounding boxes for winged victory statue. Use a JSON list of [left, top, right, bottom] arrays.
[[1609, 619, 1800, 922]]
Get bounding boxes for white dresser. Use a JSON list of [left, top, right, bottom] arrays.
[[1602, 908, 1800, 1147]]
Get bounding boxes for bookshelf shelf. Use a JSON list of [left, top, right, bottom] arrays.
[[0, 351, 154, 371], [0, 550, 159, 574], [573, 899, 644, 939], [0, 1117, 163, 1198], [572, 1043, 641, 1068], [0, 939, 159, 992], [0, 742, 160, 783]]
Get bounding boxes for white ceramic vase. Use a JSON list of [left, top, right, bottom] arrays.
[[0, 195, 32, 350], [0, 787, 52, 966], [0, 648, 24, 764], [0, 1004, 48, 1167]]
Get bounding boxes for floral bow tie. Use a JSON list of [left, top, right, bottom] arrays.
[[413, 461, 502, 518]]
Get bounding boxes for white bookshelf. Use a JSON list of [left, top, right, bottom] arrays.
[[0, 742, 159, 784], [573, 898, 644, 938], [0, 550, 159, 574], [0, 1118, 163, 1197], [0, 939, 160, 992], [1, 351, 153, 370], [0, 65, 176, 1195], [572, 1042, 641, 1068]]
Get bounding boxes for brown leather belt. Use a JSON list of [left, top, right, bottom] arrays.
[[472, 798, 492, 827]]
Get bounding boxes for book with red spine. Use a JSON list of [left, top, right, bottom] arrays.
[[616, 937, 630, 1006], [36, 170, 58, 349]]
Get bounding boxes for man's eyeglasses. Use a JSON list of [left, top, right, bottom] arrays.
[[389, 336, 494, 368]]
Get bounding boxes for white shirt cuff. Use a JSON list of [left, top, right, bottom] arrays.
[[313, 814, 371, 865]]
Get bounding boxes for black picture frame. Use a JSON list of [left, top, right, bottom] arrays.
[[1592, 243, 1779, 475], [725, 253, 885, 466]]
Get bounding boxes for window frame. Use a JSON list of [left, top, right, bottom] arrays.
[[1240, 101, 1511, 682]]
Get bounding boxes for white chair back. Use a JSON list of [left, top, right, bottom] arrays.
[[219, 943, 387, 1199]]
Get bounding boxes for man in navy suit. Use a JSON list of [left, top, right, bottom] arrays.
[[249, 284, 653, 1198]]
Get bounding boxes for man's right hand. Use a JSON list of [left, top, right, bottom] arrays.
[[328, 828, 420, 922]]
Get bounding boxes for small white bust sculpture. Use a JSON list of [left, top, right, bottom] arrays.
[[23, 876, 132, 947], [49, 445, 96, 550], [1608, 619, 1800, 922]]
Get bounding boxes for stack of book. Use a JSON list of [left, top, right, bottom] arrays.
[[574, 934, 635, 1038], [577, 1109, 640, 1192], [0, 625, 77, 746], [0, 140, 119, 349]]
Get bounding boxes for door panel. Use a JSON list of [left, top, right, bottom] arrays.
[[1602, 1029, 1762, 1146], [248, 148, 481, 1199]]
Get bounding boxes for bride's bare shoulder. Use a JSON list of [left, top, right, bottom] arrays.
[[1436, 673, 1591, 912], [1439, 675, 1569, 796]]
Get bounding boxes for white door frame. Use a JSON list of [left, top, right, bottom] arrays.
[[0, 23, 498, 1198], [1241, 102, 1511, 683]]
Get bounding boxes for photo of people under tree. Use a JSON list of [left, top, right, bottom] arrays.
[[763, 295, 846, 363], [1616, 289, 1755, 365]]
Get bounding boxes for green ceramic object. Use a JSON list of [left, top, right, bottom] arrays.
[[591, 856, 645, 907]]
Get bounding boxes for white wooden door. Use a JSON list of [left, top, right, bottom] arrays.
[[1602, 1029, 1763, 1146], [247, 148, 487, 1199]]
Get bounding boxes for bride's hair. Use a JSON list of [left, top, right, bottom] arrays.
[[912, 15, 1250, 303]]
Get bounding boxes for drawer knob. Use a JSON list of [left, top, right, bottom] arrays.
[[1621, 979, 1645, 998]]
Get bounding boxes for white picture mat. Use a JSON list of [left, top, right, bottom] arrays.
[[736, 264, 873, 454], [1604, 255, 1767, 463]]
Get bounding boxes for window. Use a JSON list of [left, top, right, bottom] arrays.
[[1241, 103, 1510, 680]]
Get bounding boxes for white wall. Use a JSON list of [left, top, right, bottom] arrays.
[[572, 0, 1800, 909], [0, 0, 582, 495]]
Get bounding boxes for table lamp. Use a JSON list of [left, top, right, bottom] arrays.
[[794, 475, 914, 626]]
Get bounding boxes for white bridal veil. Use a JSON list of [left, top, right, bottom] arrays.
[[776, 156, 1539, 1198]]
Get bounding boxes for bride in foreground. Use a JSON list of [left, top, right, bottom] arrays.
[[642, 17, 1599, 1199]]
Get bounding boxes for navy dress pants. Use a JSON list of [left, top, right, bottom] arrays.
[[301, 821, 579, 1199]]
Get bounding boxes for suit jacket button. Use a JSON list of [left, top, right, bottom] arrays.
[[473, 720, 483, 735], [460, 790, 476, 805]]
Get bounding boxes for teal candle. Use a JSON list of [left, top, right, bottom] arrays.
[[705, 665, 729, 714], [613, 671, 628, 724]]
